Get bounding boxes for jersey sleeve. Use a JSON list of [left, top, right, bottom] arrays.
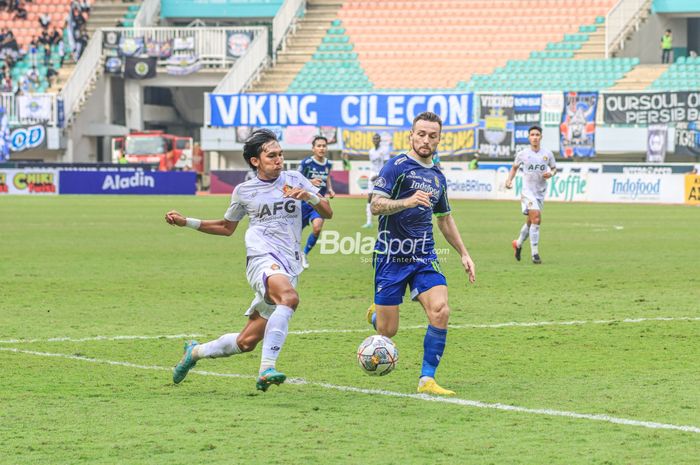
[[513, 151, 524, 168], [224, 186, 246, 222], [298, 158, 311, 177], [434, 176, 451, 217], [372, 157, 400, 198], [290, 171, 320, 196], [548, 151, 557, 169]]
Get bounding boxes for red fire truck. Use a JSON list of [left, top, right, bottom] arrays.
[[112, 131, 193, 171]]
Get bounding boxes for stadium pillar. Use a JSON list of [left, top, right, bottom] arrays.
[[125, 80, 144, 131]]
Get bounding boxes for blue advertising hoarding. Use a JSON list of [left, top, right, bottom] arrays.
[[208, 93, 474, 128], [59, 170, 196, 195]]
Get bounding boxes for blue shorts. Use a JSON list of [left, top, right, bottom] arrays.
[[301, 202, 322, 229], [373, 253, 447, 306]]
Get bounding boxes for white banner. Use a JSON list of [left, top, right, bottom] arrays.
[[587, 173, 684, 203], [0, 169, 59, 195], [17, 95, 53, 121], [444, 170, 497, 200]]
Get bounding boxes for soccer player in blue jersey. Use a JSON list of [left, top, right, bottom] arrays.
[[366, 111, 476, 396], [299, 135, 335, 269]]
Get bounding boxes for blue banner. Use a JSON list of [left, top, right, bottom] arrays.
[[59, 170, 196, 195], [560, 91, 597, 158], [513, 94, 542, 154], [0, 106, 9, 161], [208, 93, 474, 128]]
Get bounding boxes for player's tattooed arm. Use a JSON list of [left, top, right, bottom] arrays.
[[370, 190, 431, 216]]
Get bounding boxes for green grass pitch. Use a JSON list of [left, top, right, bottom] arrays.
[[1, 195, 699, 464]]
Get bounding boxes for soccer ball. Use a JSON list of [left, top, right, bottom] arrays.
[[357, 335, 398, 376]]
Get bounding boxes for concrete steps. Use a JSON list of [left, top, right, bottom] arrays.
[[249, 0, 345, 92], [610, 64, 669, 91], [575, 30, 606, 60]]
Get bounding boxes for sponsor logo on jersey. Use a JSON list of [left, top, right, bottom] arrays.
[[258, 200, 297, 218], [409, 180, 440, 197]]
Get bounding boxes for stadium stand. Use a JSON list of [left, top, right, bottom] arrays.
[[650, 55, 700, 90], [272, 0, 632, 92]]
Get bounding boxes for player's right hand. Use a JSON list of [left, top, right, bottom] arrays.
[[505, 180, 513, 189], [165, 210, 186, 227], [404, 190, 432, 208]]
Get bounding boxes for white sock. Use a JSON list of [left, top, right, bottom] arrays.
[[516, 223, 529, 247], [366, 203, 372, 224], [197, 333, 241, 359], [529, 224, 540, 255], [260, 305, 294, 374]]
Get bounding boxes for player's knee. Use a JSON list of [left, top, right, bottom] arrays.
[[430, 301, 450, 324], [377, 324, 397, 338], [277, 289, 299, 309], [237, 334, 259, 352]]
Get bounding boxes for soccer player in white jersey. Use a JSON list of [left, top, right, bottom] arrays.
[[505, 125, 557, 264], [164, 129, 332, 391], [362, 133, 391, 228]]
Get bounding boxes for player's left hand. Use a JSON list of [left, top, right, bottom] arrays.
[[165, 210, 186, 227], [461, 254, 476, 284], [328, 189, 335, 199], [543, 172, 553, 179], [284, 187, 312, 202]]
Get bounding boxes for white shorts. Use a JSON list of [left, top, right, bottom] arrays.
[[244, 254, 299, 320], [521, 193, 544, 215]]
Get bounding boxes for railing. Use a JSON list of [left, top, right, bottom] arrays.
[[605, 0, 650, 58], [212, 27, 269, 95], [0, 92, 58, 126], [272, 0, 305, 55], [134, 0, 161, 28], [101, 27, 264, 68], [59, 31, 103, 124]]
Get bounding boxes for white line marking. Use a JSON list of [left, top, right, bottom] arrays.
[[0, 334, 203, 344], [1, 317, 698, 343], [1, 346, 698, 435]]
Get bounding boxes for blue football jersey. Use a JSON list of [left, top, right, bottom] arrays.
[[299, 156, 331, 197], [372, 154, 450, 258]]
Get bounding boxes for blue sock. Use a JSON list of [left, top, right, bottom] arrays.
[[421, 325, 447, 379], [304, 233, 318, 255]]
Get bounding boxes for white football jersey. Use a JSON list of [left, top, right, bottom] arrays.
[[514, 148, 556, 198], [224, 171, 319, 276], [369, 144, 391, 176]]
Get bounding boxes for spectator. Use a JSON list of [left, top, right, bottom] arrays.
[[39, 12, 51, 30], [50, 27, 61, 45], [46, 63, 58, 87], [14, 4, 27, 19], [57, 37, 65, 66], [468, 154, 479, 170], [661, 29, 673, 64], [43, 43, 50, 67], [79, 0, 90, 13]]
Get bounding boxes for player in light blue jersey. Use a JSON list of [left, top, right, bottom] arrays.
[[366, 112, 476, 396], [299, 136, 335, 269]]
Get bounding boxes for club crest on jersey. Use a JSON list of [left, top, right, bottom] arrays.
[[282, 184, 293, 194], [434, 176, 440, 187]]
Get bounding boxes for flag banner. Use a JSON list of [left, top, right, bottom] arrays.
[[209, 93, 475, 128], [603, 91, 700, 125], [103, 30, 121, 49], [226, 32, 251, 58], [646, 124, 667, 163], [675, 122, 700, 158], [119, 36, 144, 57], [124, 56, 157, 79], [560, 91, 597, 158], [477, 94, 514, 158], [10, 125, 46, 152], [104, 55, 123, 74], [166, 36, 200, 75], [341, 125, 477, 157], [145, 37, 172, 59], [513, 94, 542, 154], [17, 95, 53, 121], [0, 106, 10, 162], [166, 54, 201, 76]]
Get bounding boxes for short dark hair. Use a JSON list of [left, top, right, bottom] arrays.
[[412, 111, 442, 129], [311, 135, 328, 147], [243, 129, 278, 171], [666, 29, 672, 33], [528, 125, 542, 134]]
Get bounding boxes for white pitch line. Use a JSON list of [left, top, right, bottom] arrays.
[[1, 346, 698, 435], [1, 316, 699, 343], [0, 334, 203, 344]]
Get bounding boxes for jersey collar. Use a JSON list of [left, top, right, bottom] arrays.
[[406, 152, 434, 168]]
